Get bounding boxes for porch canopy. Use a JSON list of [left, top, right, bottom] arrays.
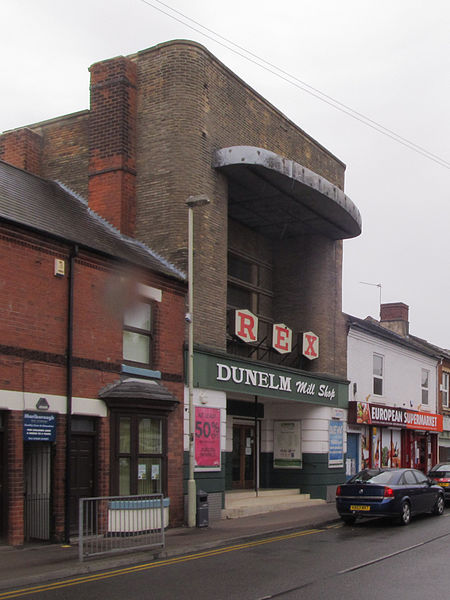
[[213, 146, 362, 240]]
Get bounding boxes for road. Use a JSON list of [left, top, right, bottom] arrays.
[[4, 511, 450, 599]]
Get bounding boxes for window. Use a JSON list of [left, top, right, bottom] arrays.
[[421, 369, 429, 405], [227, 251, 273, 359], [442, 372, 449, 409], [114, 414, 166, 496], [123, 301, 153, 366], [413, 470, 428, 485], [373, 354, 384, 395]]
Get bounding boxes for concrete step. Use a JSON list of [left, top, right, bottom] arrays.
[[225, 489, 302, 506], [222, 497, 326, 519]]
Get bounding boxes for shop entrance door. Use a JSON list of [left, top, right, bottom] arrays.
[[416, 435, 428, 473], [232, 424, 255, 489]]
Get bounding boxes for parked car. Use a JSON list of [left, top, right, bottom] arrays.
[[428, 463, 450, 502], [336, 468, 444, 526]]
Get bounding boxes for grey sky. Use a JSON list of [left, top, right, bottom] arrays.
[[3, 0, 449, 347]]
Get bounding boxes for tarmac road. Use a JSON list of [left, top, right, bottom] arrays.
[[3, 509, 450, 600]]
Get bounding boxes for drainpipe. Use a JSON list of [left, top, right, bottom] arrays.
[[64, 244, 78, 544]]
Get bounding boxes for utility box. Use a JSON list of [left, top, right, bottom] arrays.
[[196, 489, 209, 528]]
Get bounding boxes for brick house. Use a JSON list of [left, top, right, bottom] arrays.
[[0, 159, 186, 545], [0, 39, 362, 520]]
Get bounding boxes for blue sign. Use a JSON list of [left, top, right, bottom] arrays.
[[328, 420, 344, 468], [23, 412, 56, 442]]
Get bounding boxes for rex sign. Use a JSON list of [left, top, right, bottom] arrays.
[[233, 309, 316, 358]]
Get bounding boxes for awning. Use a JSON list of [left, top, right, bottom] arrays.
[[99, 378, 179, 412], [213, 146, 361, 240]]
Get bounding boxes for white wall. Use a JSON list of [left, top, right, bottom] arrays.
[[347, 328, 438, 413]]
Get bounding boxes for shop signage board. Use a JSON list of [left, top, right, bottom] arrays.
[[273, 421, 302, 468], [328, 420, 344, 468], [192, 351, 347, 407], [195, 407, 221, 469], [348, 401, 443, 432], [23, 412, 56, 442]]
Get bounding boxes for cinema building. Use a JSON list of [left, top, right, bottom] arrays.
[[0, 40, 362, 521]]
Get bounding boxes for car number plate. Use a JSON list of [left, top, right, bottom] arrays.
[[350, 505, 370, 511], [439, 482, 449, 487]]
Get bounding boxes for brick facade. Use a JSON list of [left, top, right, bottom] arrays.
[[1, 39, 360, 524], [0, 217, 185, 544]]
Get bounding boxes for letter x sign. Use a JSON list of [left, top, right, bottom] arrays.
[[302, 331, 319, 360]]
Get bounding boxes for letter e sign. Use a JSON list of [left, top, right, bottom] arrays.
[[272, 323, 292, 354], [235, 309, 258, 343], [302, 331, 319, 360]]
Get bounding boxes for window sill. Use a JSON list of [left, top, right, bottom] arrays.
[[121, 364, 161, 379]]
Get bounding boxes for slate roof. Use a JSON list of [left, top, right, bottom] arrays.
[[0, 160, 185, 282], [346, 313, 446, 358]]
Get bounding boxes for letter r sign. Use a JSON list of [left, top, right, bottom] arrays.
[[235, 309, 258, 343], [302, 331, 319, 360], [272, 323, 292, 354]]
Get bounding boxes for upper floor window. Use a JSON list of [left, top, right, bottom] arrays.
[[421, 369, 429, 405], [227, 252, 273, 358], [373, 354, 384, 395], [123, 301, 153, 367], [442, 372, 449, 409]]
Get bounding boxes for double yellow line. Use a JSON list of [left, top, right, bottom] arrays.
[[0, 528, 323, 599]]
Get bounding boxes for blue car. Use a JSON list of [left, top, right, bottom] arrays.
[[336, 468, 444, 526]]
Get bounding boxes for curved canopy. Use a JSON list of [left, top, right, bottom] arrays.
[[99, 378, 179, 411], [213, 146, 362, 240]]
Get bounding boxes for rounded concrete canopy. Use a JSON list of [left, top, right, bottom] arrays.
[[213, 146, 362, 240]]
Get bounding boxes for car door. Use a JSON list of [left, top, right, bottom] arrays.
[[402, 470, 421, 513], [412, 469, 436, 512]]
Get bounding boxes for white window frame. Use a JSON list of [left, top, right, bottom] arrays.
[[373, 353, 384, 396], [421, 368, 429, 405], [442, 372, 449, 409]]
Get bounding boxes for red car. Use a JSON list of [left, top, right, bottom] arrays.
[[428, 463, 450, 502]]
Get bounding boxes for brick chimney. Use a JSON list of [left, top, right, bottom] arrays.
[[380, 302, 409, 337], [88, 56, 137, 236], [0, 128, 42, 176]]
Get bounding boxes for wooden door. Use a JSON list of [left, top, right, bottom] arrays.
[[70, 434, 95, 533], [232, 424, 255, 489]]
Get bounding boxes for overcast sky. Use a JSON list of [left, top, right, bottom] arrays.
[[3, 0, 449, 348]]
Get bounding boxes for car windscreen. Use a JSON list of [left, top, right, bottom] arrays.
[[430, 466, 450, 477], [348, 470, 395, 484]]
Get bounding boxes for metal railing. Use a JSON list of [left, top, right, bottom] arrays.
[[78, 494, 167, 561]]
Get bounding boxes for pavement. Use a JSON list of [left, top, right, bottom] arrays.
[[0, 502, 340, 592]]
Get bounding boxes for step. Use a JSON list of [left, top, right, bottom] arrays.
[[225, 489, 302, 507], [222, 497, 326, 519]]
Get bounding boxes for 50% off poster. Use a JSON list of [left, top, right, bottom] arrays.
[[195, 407, 221, 468]]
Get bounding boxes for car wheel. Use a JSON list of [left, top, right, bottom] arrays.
[[432, 494, 445, 516], [341, 516, 356, 525], [399, 501, 411, 526]]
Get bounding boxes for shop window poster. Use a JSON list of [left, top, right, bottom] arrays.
[[195, 407, 221, 470], [274, 421, 302, 469]]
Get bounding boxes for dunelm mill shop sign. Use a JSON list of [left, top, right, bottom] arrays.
[[192, 351, 347, 406]]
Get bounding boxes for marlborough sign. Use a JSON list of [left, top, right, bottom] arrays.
[[348, 401, 443, 433], [191, 351, 347, 407]]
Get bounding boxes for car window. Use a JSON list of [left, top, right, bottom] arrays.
[[431, 465, 450, 477], [402, 471, 417, 485], [413, 470, 428, 484], [349, 470, 394, 484]]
